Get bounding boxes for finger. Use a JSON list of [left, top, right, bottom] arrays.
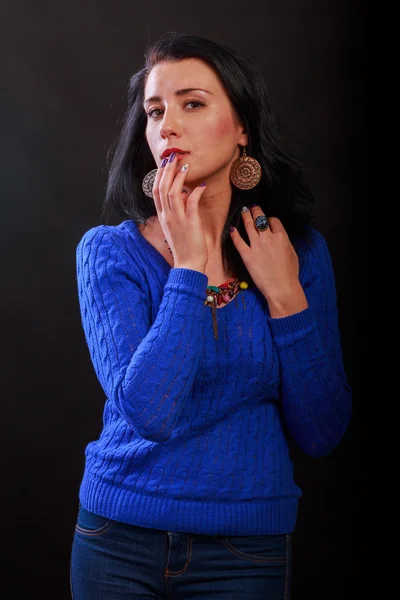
[[240, 205, 267, 242], [151, 157, 169, 214], [158, 153, 183, 212], [167, 162, 192, 217], [184, 182, 207, 217], [229, 225, 251, 260], [246, 204, 273, 235], [266, 216, 285, 234], [249, 204, 265, 221]]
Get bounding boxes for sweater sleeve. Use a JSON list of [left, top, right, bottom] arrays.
[[76, 226, 208, 443], [267, 227, 352, 457]]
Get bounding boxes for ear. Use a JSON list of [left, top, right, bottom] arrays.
[[238, 127, 248, 148]]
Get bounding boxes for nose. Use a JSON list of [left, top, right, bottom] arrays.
[[160, 107, 182, 139]]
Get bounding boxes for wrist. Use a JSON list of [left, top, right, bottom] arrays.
[[174, 263, 206, 274], [264, 283, 308, 318]]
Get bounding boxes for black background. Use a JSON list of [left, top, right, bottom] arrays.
[[1, 1, 365, 598]]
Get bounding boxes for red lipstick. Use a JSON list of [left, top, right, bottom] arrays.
[[160, 147, 189, 159]]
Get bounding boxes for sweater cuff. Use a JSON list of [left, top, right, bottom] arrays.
[[165, 268, 208, 302], [267, 307, 317, 346]]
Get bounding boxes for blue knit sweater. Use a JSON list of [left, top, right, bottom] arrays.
[[75, 219, 352, 536]]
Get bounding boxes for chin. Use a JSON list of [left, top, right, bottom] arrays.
[[183, 172, 200, 186]]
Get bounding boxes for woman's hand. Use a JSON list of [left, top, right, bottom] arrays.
[[230, 205, 309, 317], [152, 154, 208, 272]]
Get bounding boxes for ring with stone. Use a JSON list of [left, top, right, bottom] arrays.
[[254, 215, 269, 231]]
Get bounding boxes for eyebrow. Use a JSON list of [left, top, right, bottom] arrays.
[[143, 88, 212, 105]]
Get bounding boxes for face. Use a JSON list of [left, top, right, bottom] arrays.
[[143, 58, 248, 186]]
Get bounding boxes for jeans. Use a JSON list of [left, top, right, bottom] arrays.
[[70, 504, 292, 599]]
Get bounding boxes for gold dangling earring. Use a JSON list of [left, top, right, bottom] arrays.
[[142, 168, 158, 198], [229, 146, 262, 190]]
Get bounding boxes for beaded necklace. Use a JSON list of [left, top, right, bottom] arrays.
[[164, 238, 248, 340]]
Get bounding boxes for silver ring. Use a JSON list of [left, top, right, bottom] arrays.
[[254, 215, 269, 231]]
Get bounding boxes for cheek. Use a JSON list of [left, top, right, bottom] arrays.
[[145, 127, 157, 157], [145, 126, 152, 147], [202, 115, 237, 146]]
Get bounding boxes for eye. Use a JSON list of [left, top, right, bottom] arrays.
[[185, 100, 206, 109], [146, 100, 206, 119], [146, 108, 163, 119]]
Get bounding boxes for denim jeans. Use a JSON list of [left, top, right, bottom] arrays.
[[70, 504, 292, 599]]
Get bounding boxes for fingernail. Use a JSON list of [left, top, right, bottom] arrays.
[[199, 183, 206, 187], [180, 163, 189, 172], [229, 226, 235, 232], [250, 204, 257, 208], [161, 158, 168, 167], [168, 152, 176, 163], [241, 206, 249, 212]]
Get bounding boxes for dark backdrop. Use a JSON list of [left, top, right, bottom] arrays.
[[1, 1, 364, 598]]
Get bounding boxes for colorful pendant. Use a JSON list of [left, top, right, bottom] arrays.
[[163, 238, 248, 341], [204, 276, 248, 340]]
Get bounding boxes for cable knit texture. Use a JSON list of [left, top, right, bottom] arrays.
[[75, 219, 352, 535]]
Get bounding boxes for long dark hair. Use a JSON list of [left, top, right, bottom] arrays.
[[102, 31, 316, 287]]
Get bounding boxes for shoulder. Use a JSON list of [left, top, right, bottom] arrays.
[[293, 225, 331, 261], [293, 225, 335, 285], [75, 221, 148, 289], [76, 220, 134, 259]]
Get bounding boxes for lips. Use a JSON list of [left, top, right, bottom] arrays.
[[160, 148, 189, 159]]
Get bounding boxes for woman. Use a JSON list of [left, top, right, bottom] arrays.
[[70, 31, 352, 599]]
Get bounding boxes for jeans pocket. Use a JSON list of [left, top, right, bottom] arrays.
[[219, 533, 289, 564], [75, 505, 115, 537]]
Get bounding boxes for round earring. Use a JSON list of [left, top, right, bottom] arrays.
[[229, 146, 262, 190], [142, 168, 158, 198]]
